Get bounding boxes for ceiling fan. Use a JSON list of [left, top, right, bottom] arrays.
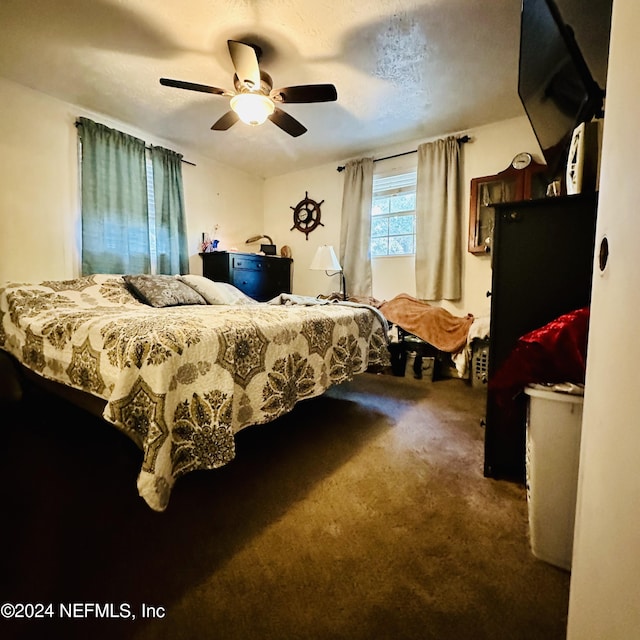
[[160, 40, 337, 137]]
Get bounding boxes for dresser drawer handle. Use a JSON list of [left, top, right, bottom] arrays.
[[235, 260, 263, 270]]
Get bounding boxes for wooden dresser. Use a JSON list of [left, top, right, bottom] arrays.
[[201, 251, 292, 302]]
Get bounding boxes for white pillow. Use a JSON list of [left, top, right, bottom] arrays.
[[177, 275, 258, 305], [214, 282, 260, 304]]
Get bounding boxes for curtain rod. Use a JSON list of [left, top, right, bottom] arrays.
[[74, 119, 196, 166], [335, 134, 471, 172], [176, 155, 196, 167]]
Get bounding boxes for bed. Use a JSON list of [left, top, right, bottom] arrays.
[[0, 274, 390, 511]]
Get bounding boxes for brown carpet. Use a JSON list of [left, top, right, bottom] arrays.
[[0, 372, 570, 640]]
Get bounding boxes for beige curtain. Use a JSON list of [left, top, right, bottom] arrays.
[[340, 157, 374, 298], [415, 136, 461, 300]]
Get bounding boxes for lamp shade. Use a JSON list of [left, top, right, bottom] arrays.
[[230, 93, 275, 126], [309, 245, 342, 271]]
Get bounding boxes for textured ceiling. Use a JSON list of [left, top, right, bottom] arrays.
[[0, 0, 611, 178]]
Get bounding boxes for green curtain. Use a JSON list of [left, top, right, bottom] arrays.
[[151, 146, 189, 275], [78, 117, 150, 275]]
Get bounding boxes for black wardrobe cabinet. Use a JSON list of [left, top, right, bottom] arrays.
[[484, 193, 598, 480]]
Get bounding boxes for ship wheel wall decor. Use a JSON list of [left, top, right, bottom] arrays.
[[290, 192, 324, 239]]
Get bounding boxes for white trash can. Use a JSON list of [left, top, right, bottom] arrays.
[[524, 383, 584, 571]]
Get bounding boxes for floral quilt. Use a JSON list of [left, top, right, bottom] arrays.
[[0, 275, 389, 511]]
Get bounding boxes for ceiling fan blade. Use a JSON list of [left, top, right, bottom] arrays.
[[227, 40, 261, 90], [268, 108, 307, 137], [271, 84, 338, 103], [160, 78, 228, 96], [211, 111, 239, 131]]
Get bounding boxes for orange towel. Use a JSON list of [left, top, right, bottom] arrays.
[[379, 294, 474, 353]]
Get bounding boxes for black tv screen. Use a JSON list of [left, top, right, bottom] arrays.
[[518, 0, 604, 177]]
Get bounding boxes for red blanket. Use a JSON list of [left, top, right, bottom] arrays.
[[379, 294, 474, 353], [489, 306, 590, 410]]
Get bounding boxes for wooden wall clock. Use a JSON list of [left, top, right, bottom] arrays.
[[290, 191, 324, 239]]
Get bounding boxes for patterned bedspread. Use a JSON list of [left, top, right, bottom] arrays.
[[0, 275, 389, 511]]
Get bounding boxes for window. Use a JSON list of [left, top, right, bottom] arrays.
[[371, 171, 417, 257], [145, 152, 158, 273]]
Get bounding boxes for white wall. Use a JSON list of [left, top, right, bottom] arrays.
[[0, 78, 80, 281], [181, 152, 263, 276], [567, 0, 640, 637], [0, 77, 544, 320], [0, 77, 264, 282], [263, 161, 345, 298], [264, 115, 542, 318]]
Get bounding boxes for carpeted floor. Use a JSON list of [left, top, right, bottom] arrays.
[[0, 372, 570, 640]]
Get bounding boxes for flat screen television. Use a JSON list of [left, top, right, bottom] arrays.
[[518, 0, 604, 179]]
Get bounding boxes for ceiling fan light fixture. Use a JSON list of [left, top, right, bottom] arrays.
[[160, 40, 336, 136], [230, 93, 275, 126]]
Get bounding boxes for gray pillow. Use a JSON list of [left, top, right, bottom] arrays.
[[124, 274, 207, 307]]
